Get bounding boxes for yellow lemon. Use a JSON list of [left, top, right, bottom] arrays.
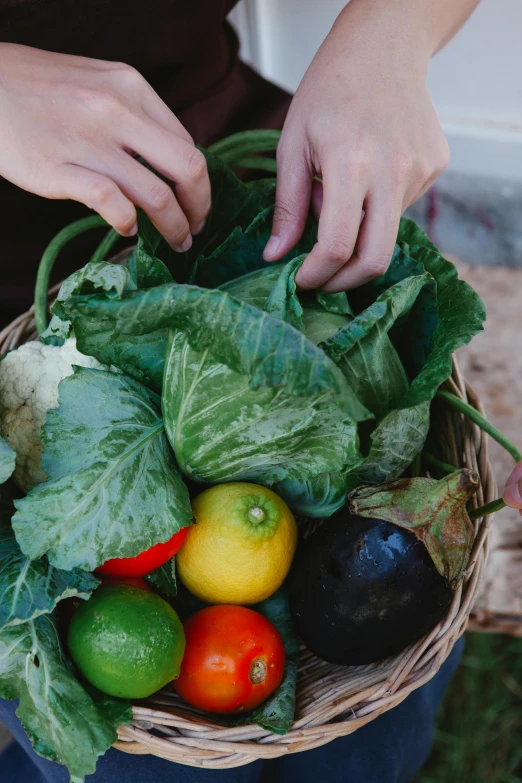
[[177, 483, 298, 605]]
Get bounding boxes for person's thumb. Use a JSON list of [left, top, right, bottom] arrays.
[[263, 151, 311, 262]]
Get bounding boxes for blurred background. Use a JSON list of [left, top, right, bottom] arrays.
[[229, 2, 522, 780]]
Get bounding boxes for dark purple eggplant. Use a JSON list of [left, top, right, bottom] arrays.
[[288, 470, 479, 666]]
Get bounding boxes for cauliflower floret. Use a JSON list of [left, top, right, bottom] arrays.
[[0, 338, 107, 492]]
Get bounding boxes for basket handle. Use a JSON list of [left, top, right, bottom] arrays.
[[435, 390, 522, 520]]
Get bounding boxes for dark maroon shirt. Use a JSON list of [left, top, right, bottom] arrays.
[[0, 1, 291, 325]]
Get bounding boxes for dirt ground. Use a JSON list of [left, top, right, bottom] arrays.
[[454, 262, 522, 623]]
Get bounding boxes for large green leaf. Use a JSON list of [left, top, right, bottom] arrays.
[[194, 205, 318, 289], [127, 247, 173, 289], [354, 243, 485, 482], [356, 402, 431, 483], [41, 261, 137, 346], [13, 368, 192, 571], [0, 436, 15, 484], [159, 262, 365, 485], [0, 505, 98, 632], [220, 265, 369, 421], [164, 330, 358, 484], [64, 281, 364, 487], [45, 259, 171, 390], [137, 152, 277, 284], [398, 216, 438, 252], [321, 274, 432, 419], [0, 614, 131, 782], [262, 255, 305, 331], [64, 284, 352, 403]]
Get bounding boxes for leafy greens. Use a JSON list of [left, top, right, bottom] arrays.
[[13, 368, 192, 571], [0, 614, 131, 782]]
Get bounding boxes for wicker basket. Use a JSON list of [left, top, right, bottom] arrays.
[[0, 266, 497, 770]]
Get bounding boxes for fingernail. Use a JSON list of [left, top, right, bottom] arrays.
[[193, 220, 206, 235], [174, 235, 193, 253], [264, 236, 280, 260], [503, 479, 522, 508], [128, 223, 138, 236]]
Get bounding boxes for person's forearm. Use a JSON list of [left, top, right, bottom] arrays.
[[335, 0, 480, 64]]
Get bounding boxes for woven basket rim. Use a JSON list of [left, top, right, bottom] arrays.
[[0, 261, 497, 769]]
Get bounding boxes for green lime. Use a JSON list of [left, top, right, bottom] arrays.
[[68, 585, 185, 699]]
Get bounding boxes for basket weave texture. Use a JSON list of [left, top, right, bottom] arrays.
[[0, 265, 497, 770]]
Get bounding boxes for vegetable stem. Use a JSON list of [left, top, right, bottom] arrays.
[[469, 498, 506, 521], [208, 130, 281, 161], [34, 216, 107, 335], [437, 390, 522, 521], [436, 390, 522, 463], [424, 452, 458, 475], [232, 156, 277, 174], [89, 228, 120, 265]]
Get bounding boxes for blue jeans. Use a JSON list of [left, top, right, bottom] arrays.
[[0, 637, 462, 783]]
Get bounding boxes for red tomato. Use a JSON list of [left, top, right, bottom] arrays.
[[174, 605, 285, 714], [96, 527, 189, 578]]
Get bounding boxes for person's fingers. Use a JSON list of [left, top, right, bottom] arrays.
[[311, 179, 323, 221], [321, 193, 400, 292], [124, 121, 210, 236], [106, 153, 193, 251], [49, 163, 138, 236], [110, 62, 195, 144], [504, 480, 522, 509], [294, 157, 367, 290], [263, 145, 312, 262], [140, 86, 194, 144], [503, 461, 522, 509]]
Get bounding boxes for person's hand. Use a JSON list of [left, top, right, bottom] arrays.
[[263, 1, 450, 291], [0, 44, 210, 251], [503, 462, 522, 516]]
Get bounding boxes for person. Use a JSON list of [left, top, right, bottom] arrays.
[[2, 0, 515, 781], [0, 0, 480, 323]]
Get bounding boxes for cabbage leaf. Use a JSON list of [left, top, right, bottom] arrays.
[[0, 436, 15, 485], [0, 613, 131, 782], [13, 368, 192, 571]]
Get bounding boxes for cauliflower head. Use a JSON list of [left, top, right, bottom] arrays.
[[0, 338, 107, 492]]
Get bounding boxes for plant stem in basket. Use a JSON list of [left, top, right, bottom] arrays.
[[424, 452, 458, 476], [469, 498, 506, 521], [437, 389, 522, 520], [208, 129, 281, 162], [437, 390, 522, 463], [231, 157, 278, 174], [90, 228, 120, 265], [34, 215, 107, 335]]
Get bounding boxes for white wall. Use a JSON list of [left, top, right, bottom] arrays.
[[229, 0, 522, 181]]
